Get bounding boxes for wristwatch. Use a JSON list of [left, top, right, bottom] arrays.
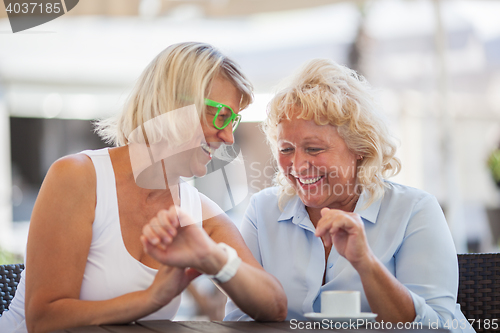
[[207, 243, 242, 284]]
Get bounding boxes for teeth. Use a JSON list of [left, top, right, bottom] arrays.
[[201, 142, 214, 155], [298, 176, 322, 185]]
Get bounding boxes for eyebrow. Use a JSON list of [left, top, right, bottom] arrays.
[[278, 136, 328, 144], [302, 136, 325, 141]]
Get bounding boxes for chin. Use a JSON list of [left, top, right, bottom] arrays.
[[301, 200, 323, 209], [297, 193, 328, 209], [191, 165, 208, 178]]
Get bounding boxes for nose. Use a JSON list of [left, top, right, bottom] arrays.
[[218, 125, 234, 145], [291, 149, 309, 175]]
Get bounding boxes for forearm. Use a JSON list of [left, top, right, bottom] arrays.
[[218, 262, 287, 321], [198, 213, 287, 322], [198, 242, 287, 321], [355, 254, 416, 323], [26, 289, 161, 333]]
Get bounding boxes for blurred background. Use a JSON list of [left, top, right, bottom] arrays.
[[1, 0, 500, 320]]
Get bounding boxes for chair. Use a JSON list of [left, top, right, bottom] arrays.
[[0, 263, 24, 316], [457, 253, 500, 332]]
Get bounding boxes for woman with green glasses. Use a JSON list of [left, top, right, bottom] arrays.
[[0, 42, 286, 333]]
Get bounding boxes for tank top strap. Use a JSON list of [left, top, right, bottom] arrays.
[[79, 148, 117, 237]]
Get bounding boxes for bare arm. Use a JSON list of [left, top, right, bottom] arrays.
[[315, 208, 415, 323], [25, 155, 197, 333]]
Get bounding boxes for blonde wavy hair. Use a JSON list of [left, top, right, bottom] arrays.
[[263, 59, 401, 210], [95, 42, 253, 146]]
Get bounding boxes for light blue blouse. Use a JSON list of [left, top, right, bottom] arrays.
[[225, 181, 475, 333]]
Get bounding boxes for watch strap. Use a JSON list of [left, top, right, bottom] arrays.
[[208, 243, 242, 284]]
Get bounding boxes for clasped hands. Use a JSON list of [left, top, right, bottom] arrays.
[[141, 206, 227, 276], [140, 206, 231, 308]]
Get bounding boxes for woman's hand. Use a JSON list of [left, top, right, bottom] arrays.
[[147, 265, 201, 308], [315, 207, 417, 323], [141, 206, 226, 275], [315, 207, 374, 270]]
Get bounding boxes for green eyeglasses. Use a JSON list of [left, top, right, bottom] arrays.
[[204, 98, 242, 132]]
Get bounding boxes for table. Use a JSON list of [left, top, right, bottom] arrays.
[[53, 320, 451, 333]]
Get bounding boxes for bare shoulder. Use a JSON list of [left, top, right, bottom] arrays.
[[27, 153, 96, 265], [42, 154, 95, 196], [30, 152, 97, 228], [33, 153, 97, 224], [48, 153, 95, 182]]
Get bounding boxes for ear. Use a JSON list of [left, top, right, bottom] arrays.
[[357, 155, 363, 160]]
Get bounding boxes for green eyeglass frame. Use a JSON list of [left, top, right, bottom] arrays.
[[204, 98, 242, 132]]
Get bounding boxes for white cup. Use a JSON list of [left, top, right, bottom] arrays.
[[321, 290, 360, 317]]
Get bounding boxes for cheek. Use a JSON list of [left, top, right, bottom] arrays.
[[277, 154, 291, 172], [200, 121, 209, 134], [201, 123, 216, 140]]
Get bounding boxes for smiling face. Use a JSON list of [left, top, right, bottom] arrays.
[[188, 75, 242, 177], [277, 115, 361, 215]]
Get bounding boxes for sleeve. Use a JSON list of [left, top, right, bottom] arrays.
[[395, 195, 475, 333], [224, 194, 261, 321]]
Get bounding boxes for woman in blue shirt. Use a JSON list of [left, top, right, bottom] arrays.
[[225, 59, 474, 333]]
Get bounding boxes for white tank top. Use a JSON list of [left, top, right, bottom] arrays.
[[0, 148, 203, 332]]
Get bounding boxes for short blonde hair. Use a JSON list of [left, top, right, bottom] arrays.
[[263, 59, 401, 210], [96, 42, 253, 146]]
